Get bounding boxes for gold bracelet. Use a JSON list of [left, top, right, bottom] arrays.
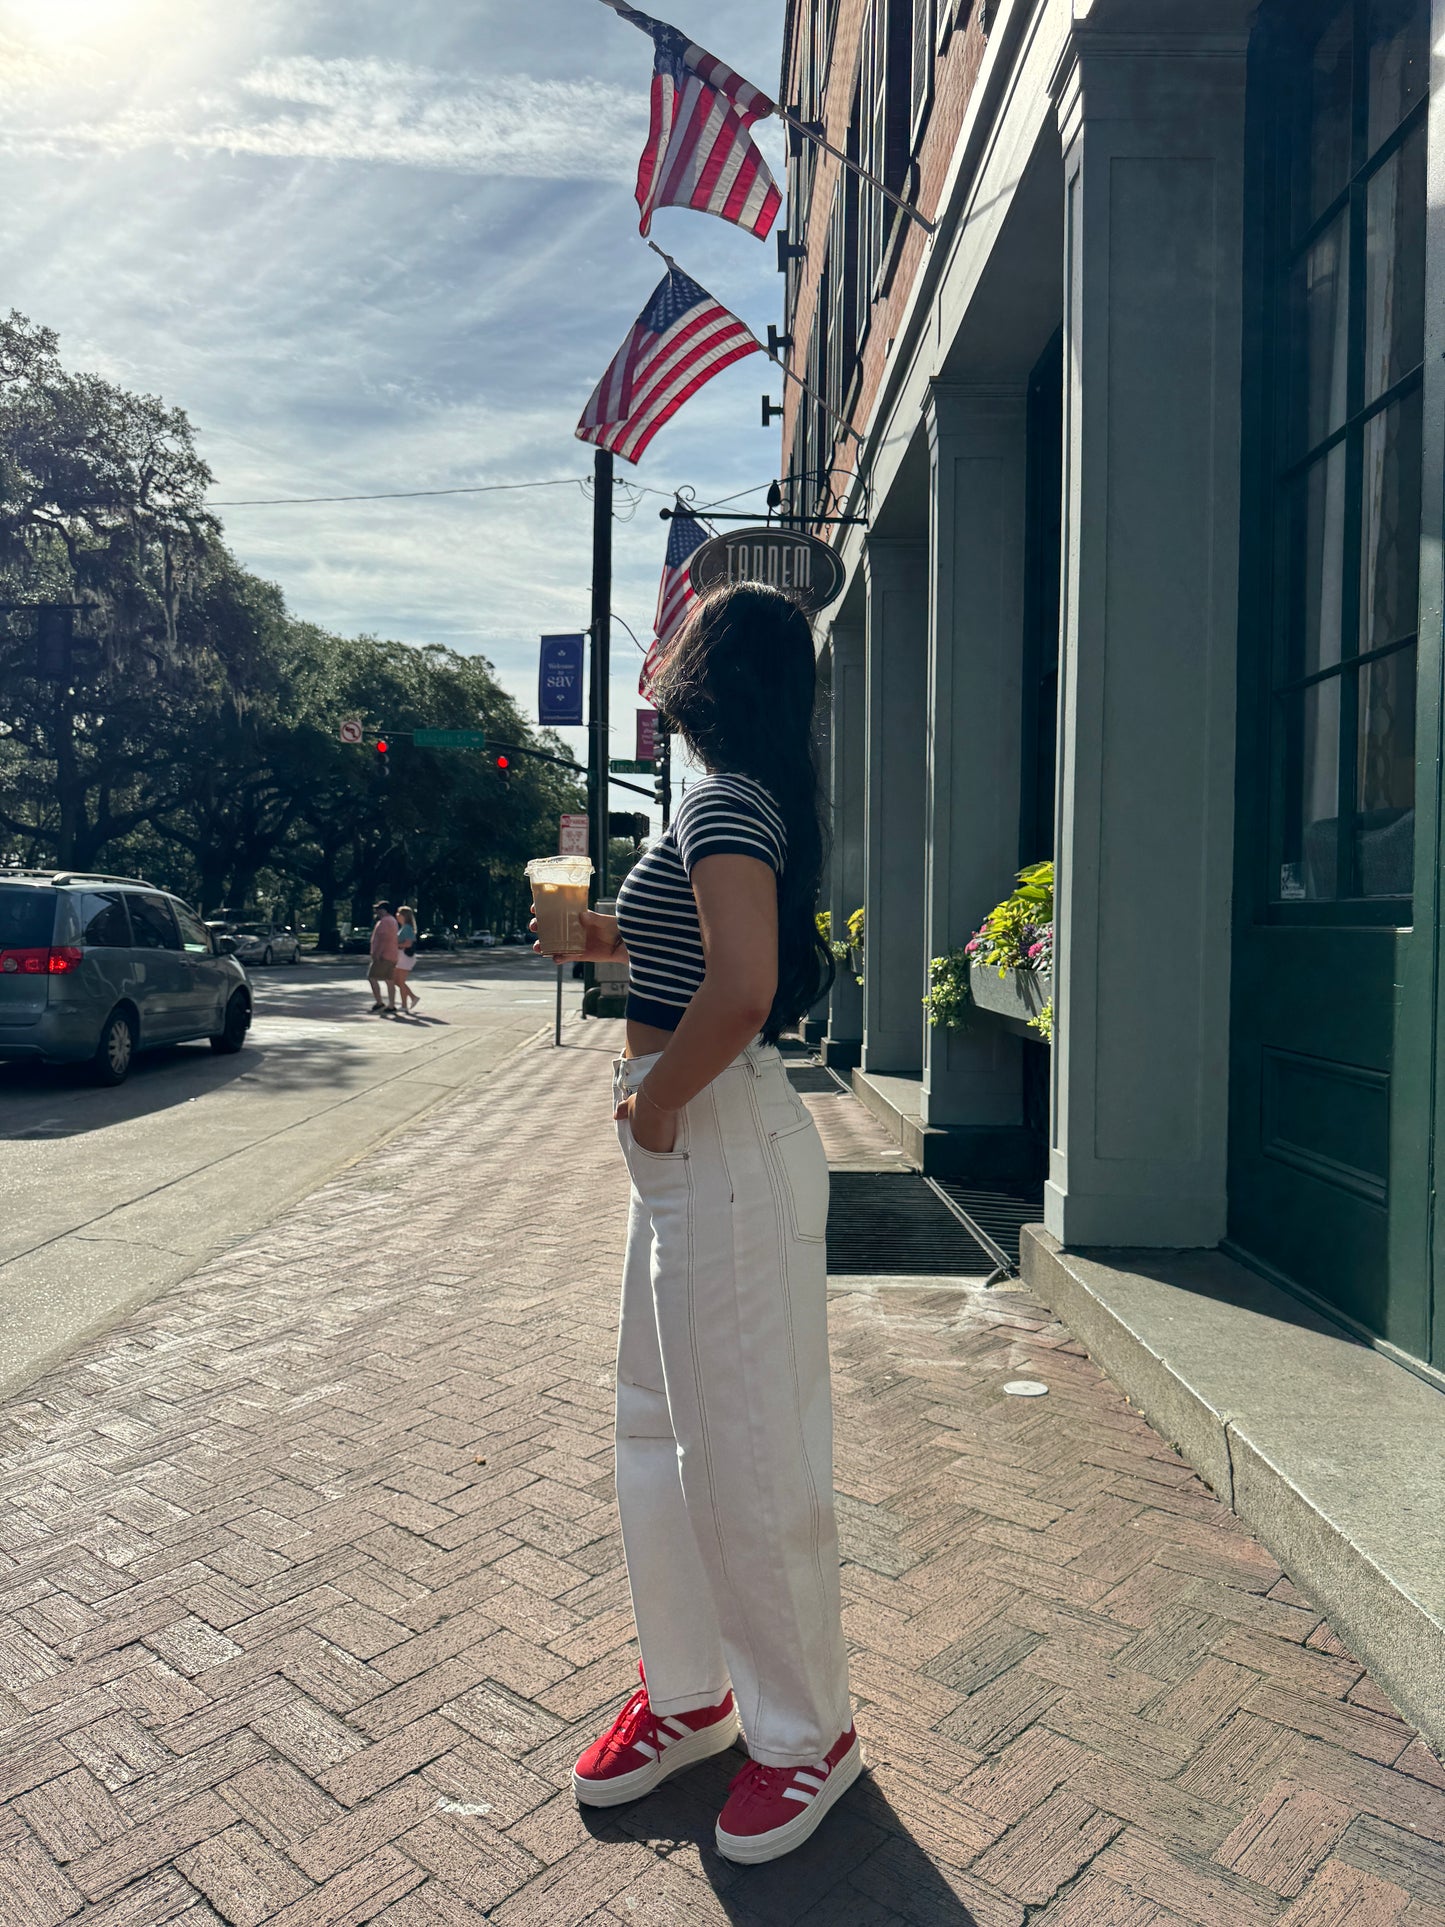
[[635, 1082, 679, 1116]]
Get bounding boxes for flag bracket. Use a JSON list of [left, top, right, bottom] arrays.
[[659, 506, 870, 529]]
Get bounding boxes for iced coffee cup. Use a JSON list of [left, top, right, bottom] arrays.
[[527, 855, 593, 957]]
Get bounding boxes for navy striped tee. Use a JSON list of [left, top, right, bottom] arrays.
[[614, 773, 787, 1031]]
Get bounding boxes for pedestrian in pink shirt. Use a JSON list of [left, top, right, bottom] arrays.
[[368, 900, 400, 1014]]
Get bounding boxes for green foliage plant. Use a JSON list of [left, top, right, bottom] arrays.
[[925, 863, 1056, 1039]]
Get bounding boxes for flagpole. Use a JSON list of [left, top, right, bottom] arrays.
[[589, 448, 613, 907], [773, 106, 936, 236], [764, 351, 863, 446]]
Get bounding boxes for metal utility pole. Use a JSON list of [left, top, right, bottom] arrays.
[[658, 730, 673, 830], [588, 448, 613, 903]]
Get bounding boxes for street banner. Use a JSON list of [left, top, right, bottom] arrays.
[[539, 634, 586, 726], [559, 814, 589, 855], [636, 709, 658, 761]]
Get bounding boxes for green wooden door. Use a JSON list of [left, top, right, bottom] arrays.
[[1229, 0, 1441, 1375]]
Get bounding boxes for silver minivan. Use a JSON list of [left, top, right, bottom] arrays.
[[0, 871, 252, 1085]]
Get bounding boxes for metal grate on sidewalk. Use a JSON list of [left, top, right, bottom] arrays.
[[929, 1180, 1045, 1273], [827, 1172, 994, 1277]]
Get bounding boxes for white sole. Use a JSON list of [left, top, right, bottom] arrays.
[[572, 1708, 741, 1808], [714, 1737, 864, 1864]]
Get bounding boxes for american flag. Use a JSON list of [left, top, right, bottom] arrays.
[[600, 0, 782, 241], [639, 510, 709, 698], [576, 264, 760, 467]]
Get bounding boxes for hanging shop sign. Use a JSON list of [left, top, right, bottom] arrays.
[[687, 527, 846, 614]]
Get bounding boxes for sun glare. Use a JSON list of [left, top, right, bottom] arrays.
[[2, 0, 155, 46]]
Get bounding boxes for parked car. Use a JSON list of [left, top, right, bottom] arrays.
[[468, 929, 495, 948], [205, 919, 301, 967], [0, 870, 252, 1085], [507, 930, 528, 945]]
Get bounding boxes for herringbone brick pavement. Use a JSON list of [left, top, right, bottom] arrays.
[[1, 1024, 1443, 1927]]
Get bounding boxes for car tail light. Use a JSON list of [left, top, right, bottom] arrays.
[[0, 948, 49, 975], [48, 946, 84, 974]]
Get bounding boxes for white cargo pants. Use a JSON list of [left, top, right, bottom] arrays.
[[613, 1042, 852, 1769]]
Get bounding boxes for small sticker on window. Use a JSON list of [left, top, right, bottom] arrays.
[[1279, 863, 1307, 902]]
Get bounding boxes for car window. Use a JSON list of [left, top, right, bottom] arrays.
[[128, 893, 183, 951], [72, 890, 131, 948], [0, 888, 56, 948], [172, 903, 213, 955]]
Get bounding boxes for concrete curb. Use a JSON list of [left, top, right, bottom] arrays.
[[1020, 1225, 1445, 1758]]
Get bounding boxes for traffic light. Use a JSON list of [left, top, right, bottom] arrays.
[[495, 753, 511, 781], [654, 763, 668, 807], [375, 738, 389, 778], [608, 812, 648, 846]]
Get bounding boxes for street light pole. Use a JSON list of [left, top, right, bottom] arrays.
[[588, 448, 613, 903]]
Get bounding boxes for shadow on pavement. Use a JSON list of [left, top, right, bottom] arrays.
[[585, 1753, 984, 1923], [0, 1046, 255, 1138]]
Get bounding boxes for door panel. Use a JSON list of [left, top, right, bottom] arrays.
[[125, 893, 188, 1042], [1230, 0, 1434, 1369]]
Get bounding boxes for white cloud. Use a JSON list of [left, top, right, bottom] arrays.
[[0, 50, 646, 180]]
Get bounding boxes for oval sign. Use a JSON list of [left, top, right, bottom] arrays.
[[687, 526, 846, 614]]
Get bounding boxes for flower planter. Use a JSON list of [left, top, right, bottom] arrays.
[[969, 962, 1052, 1035]]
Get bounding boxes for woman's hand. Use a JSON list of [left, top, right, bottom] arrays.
[[615, 1088, 678, 1154], [530, 906, 626, 965]]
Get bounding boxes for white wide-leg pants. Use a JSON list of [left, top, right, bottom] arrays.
[[613, 1042, 852, 1769]]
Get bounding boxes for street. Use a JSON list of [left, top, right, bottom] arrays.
[[0, 953, 579, 1401]]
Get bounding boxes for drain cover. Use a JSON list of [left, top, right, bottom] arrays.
[[827, 1172, 993, 1277], [788, 1065, 845, 1095]]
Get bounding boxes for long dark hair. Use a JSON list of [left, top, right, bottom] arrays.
[[653, 582, 835, 1042]]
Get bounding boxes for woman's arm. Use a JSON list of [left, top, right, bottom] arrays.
[[625, 854, 777, 1146]]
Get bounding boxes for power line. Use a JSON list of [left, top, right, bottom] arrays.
[[209, 477, 589, 508]]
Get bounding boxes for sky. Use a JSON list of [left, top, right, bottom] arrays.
[[0, 0, 789, 797]]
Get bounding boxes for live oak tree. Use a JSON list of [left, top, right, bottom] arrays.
[[0, 314, 585, 919]]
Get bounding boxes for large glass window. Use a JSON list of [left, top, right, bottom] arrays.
[[1269, 0, 1428, 909]]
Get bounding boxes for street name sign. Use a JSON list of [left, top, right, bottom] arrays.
[[338, 717, 364, 745], [559, 813, 589, 855], [687, 527, 846, 614], [414, 728, 488, 749], [539, 634, 586, 726], [610, 759, 654, 774]]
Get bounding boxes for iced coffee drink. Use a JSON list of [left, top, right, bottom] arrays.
[[527, 855, 593, 956]]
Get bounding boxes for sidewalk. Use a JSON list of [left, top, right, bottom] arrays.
[[2, 1024, 1443, 1927]]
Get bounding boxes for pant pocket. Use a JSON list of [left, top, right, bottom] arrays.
[[767, 1117, 829, 1244]]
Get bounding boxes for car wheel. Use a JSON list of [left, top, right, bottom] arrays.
[[290, 946, 301, 965], [91, 1007, 136, 1086], [262, 946, 273, 966], [210, 991, 251, 1055]]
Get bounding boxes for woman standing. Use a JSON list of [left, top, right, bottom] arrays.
[[394, 907, 420, 1012], [540, 584, 854, 1864]]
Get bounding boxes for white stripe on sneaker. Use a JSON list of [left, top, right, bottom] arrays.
[[782, 1788, 815, 1804], [633, 1740, 658, 1760], [794, 1770, 826, 1789]]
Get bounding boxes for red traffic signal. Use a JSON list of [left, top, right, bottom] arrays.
[[375, 738, 388, 755], [496, 754, 510, 771]]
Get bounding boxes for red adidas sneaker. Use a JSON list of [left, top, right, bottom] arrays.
[[572, 1666, 739, 1808], [714, 1725, 863, 1863]]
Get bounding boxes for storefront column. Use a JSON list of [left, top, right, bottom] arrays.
[[1047, 27, 1247, 1247], [922, 383, 1028, 1146], [862, 537, 928, 1076], [825, 615, 865, 1067]]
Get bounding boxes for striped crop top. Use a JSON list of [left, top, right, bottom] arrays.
[[614, 773, 787, 1032]]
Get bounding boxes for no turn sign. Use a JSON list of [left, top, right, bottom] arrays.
[[339, 717, 364, 745]]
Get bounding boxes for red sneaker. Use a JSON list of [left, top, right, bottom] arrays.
[[572, 1666, 739, 1808], [714, 1726, 863, 1863]]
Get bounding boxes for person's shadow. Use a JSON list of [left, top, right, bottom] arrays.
[[581, 1749, 987, 1924]]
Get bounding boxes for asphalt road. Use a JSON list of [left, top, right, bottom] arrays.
[[0, 951, 583, 1399]]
